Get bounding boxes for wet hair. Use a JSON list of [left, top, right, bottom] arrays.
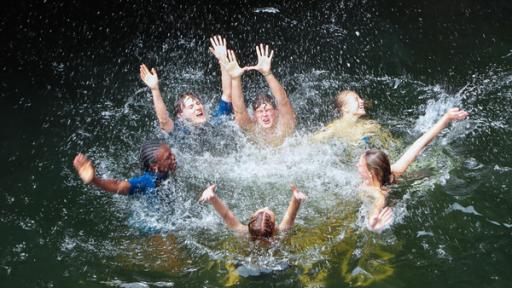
[[173, 92, 201, 117], [139, 140, 164, 172], [364, 149, 394, 186], [248, 210, 275, 241], [335, 90, 359, 113], [252, 94, 276, 111]]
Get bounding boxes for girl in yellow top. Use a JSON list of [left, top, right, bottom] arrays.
[[312, 90, 394, 148]]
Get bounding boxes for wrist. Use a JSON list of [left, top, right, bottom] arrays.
[[441, 114, 451, 124], [150, 86, 160, 92], [262, 71, 273, 77]]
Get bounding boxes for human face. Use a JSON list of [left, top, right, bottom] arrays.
[[254, 103, 277, 128], [357, 154, 372, 182], [343, 93, 366, 116], [253, 207, 276, 224], [154, 145, 177, 173], [179, 96, 207, 124]]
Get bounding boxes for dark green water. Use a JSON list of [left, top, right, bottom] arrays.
[[1, 0, 511, 287]]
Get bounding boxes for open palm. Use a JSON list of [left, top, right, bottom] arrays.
[[73, 153, 95, 184], [291, 185, 307, 201], [221, 50, 245, 78], [209, 35, 228, 62], [140, 64, 159, 90], [199, 184, 217, 203], [247, 44, 274, 75]]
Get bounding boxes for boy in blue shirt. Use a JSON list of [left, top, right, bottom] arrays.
[[139, 36, 233, 138]]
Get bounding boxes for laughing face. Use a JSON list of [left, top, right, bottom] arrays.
[[179, 96, 207, 124], [343, 92, 366, 117], [254, 103, 277, 129], [154, 145, 177, 173]]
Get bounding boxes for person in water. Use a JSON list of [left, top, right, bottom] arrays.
[[199, 184, 306, 240], [139, 35, 233, 137], [72, 141, 176, 196], [222, 44, 296, 146], [312, 90, 394, 148], [357, 108, 469, 231]]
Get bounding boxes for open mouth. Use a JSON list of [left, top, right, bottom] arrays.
[[196, 111, 204, 117]]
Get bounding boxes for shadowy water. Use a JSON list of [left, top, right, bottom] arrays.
[[1, 0, 511, 287]]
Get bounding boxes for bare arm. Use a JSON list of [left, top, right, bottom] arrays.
[[364, 188, 393, 231], [140, 64, 174, 133], [391, 108, 468, 178], [209, 35, 232, 103], [267, 74, 296, 134], [278, 185, 307, 232], [222, 50, 253, 130], [73, 153, 131, 195], [368, 207, 393, 232], [199, 184, 247, 234], [247, 44, 296, 134]]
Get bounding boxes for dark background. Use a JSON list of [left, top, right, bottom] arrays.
[[1, 0, 511, 287]]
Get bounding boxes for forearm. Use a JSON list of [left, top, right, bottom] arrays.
[[220, 67, 232, 102], [230, 77, 252, 128], [151, 87, 174, 133], [266, 74, 296, 131], [210, 196, 242, 230], [414, 115, 450, 150], [368, 198, 386, 230], [265, 74, 288, 106], [392, 115, 450, 176], [279, 198, 301, 231], [91, 177, 130, 195]]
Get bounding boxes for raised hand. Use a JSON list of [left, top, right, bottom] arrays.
[[444, 108, 469, 122], [368, 207, 393, 231], [199, 184, 217, 203], [221, 50, 245, 79], [73, 153, 95, 184], [140, 64, 159, 90], [246, 44, 274, 75], [209, 35, 228, 62], [291, 185, 307, 202]]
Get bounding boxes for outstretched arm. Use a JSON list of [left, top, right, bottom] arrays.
[[73, 153, 131, 195], [278, 185, 307, 232], [247, 44, 296, 134], [199, 184, 247, 234], [221, 50, 253, 130], [209, 35, 232, 103], [140, 64, 174, 134], [391, 108, 468, 178]]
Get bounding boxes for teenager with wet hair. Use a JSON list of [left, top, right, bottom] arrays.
[[222, 44, 296, 146], [72, 141, 176, 196], [357, 108, 469, 231], [312, 90, 395, 148], [139, 35, 233, 137], [199, 184, 306, 241]]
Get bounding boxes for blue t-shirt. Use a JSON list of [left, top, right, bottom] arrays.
[[127, 171, 168, 196], [211, 99, 233, 118]]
